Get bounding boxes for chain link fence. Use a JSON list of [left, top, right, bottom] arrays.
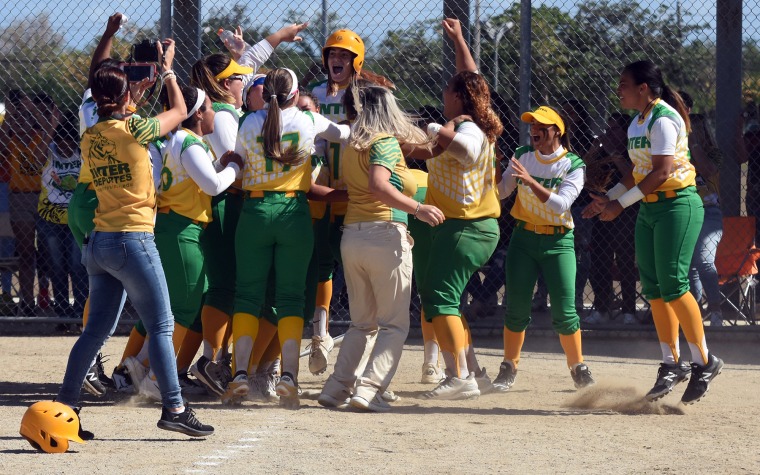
[[0, 0, 758, 329]]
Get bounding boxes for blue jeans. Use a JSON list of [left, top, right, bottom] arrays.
[[689, 205, 723, 311], [57, 231, 182, 409], [35, 218, 88, 308]]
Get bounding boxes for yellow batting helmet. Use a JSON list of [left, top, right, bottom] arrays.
[[20, 401, 86, 453], [322, 29, 365, 74]]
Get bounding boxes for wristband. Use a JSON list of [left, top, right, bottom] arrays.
[[606, 182, 628, 200], [426, 123, 442, 140], [161, 70, 176, 81], [413, 202, 421, 219], [617, 185, 645, 208]]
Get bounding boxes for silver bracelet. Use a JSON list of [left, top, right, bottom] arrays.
[[413, 202, 421, 219], [161, 70, 176, 81]]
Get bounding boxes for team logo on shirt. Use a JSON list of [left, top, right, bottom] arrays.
[[88, 133, 133, 188]]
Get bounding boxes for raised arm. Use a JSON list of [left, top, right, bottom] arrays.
[[442, 18, 477, 73], [153, 40, 187, 136], [89, 13, 124, 87]]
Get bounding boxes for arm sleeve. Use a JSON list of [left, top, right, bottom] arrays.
[[181, 143, 238, 196], [238, 39, 274, 71], [497, 159, 518, 199], [545, 167, 585, 213], [650, 117, 679, 155], [447, 122, 485, 166], [206, 111, 239, 159], [127, 117, 161, 145], [311, 112, 350, 143]]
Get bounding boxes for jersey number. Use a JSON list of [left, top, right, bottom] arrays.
[[329, 142, 341, 180], [256, 132, 300, 172]]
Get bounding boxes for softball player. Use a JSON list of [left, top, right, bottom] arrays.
[[493, 105, 594, 392], [586, 60, 723, 404], [229, 68, 349, 409]]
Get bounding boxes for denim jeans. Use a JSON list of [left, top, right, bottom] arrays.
[[35, 218, 87, 308], [689, 205, 723, 311], [57, 231, 182, 409]]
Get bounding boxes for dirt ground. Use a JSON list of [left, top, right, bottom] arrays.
[[1, 331, 759, 475]]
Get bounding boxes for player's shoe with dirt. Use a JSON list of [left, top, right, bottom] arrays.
[[645, 360, 691, 402], [221, 371, 248, 405], [258, 371, 280, 403], [570, 363, 595, 389], [157, 404, 214, 437], [318, 391, 351, 409], [351, 392, 392, 412], [112, 365, 135, 393], [380, 390, 399, 402], [421, 363, 444, 384], [178, 372, 207, 396], [122, 356, 149, 386], [94, 353, 115, 389], [137, 373, 162, 402], [276, 372, 300, 410], [422, 373, 480, 400], [681, 353, 723, 405], [492, 361, 517, 392], [474, 367, 495, 394], [190, 356, 226, 397], [83, 362, 107, 397], [308, 334, 334, 375]]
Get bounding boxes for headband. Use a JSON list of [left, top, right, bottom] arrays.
[[187, 88, 206, 118], [285, 68, 299, 101]]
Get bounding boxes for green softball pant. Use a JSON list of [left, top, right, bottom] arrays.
[[315, 209, 334, 282], [67, 183, 97, 248], [200, 190, 243, 316], [636, 187, 703, 302], [504, 226, 580, 335], [234, 191, 314, 319], [420, 217, 499, 320], [407, 217, 432, 294]]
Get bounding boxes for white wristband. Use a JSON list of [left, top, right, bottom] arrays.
[[606, 182, 628, 201], [426, 123, 442, 140], [617, 185, 645, 208]]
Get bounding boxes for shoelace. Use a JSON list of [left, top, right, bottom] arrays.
[[183, 407, 203, 428]]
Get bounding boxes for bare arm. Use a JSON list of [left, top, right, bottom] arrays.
[[369, 165, 445, 226], [89, 13, 123, 87], [266, 23, 308, 49], [153, 40, 187, 136], [442, 18, 477, 73], [307, 182, 348, 202]]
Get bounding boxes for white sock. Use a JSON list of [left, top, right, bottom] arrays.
[[201, 340, 214, 359], [688, 337, 708, 366], [136, 338, 150, 365], [660, 342, 678, 364], [313, 307, 328, 337], [234, 336, 253, 376], [280, 340, 299, 378], [465, 344, 479, 374], [423, 340, 440, 366]]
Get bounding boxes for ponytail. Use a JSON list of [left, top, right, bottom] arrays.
[[261, 69, 306, 166], [623, 60, 691, 132], [191, 54, 234, 105], [661, 86, 691, 133]]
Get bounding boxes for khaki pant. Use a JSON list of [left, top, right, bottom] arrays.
[[322, 221, 413, 401]]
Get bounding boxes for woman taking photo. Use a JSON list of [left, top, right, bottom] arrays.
[[318, 82, 444, 411], [23, 40, 214, 451], [585, 60, 723, 404]]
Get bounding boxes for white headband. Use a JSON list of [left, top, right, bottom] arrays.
[[187, 88, 206, 119], [285, 68, 299, 101]]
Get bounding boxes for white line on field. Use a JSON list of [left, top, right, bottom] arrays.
[[238, 438, 260, 442], [227, 444, 254, 449], [194, 462, 220, 466]]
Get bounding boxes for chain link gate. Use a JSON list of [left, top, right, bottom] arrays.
[[0, 0, 758, 329]]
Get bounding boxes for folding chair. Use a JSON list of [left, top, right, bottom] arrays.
[[715, 216, 760, 325]]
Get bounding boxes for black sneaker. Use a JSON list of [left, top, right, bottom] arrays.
[[645, 360, 691, 402], [95, 353, 115, 389], [178, 372, 208, 396], [570, 363, 595, 389], [190, 356, 226, 396], [681, 353, 724, 405], [73, 407, 95, 441], [157, 404, 214, 437], [492, 362, 517, 392], [83, 362, 107, 396]]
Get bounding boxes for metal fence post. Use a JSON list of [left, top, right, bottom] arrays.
[[443, 0, 471, 86], [518, 0, 532, 145], [172, 0, 201, 83]]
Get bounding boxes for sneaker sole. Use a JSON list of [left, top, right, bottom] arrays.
[[645, 376, 690, 402], [157, 420, 214, 437], [318, 394, 350, 409], [423, 389, 480, 401], [276, 383, 300, 410], [83, 378, 106, 397], [349, 397, 391, 413], [190, 365, 225, 397]]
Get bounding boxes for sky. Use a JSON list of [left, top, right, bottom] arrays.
[[1, 0, 757, 55]]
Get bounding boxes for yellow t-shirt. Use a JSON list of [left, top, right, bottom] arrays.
[[157, 129, 213, 223], [81, 116, 161, 232], [343, 135, 417, 225], [425, 122, 500, 219], [409, 168, 428, 204], [8, 135, 44, 192]]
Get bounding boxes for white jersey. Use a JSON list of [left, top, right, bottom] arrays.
[[310, 81, 349, 193], [79, 89, 98, 137], [235, 107, 349, 192]]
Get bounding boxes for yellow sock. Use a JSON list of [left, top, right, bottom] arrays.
[[420, 310, 437, 344], [201, 305, 230, 360], [120, 327, 146, 365], [248, 319, 278, 373], [172, 324, 189, 357], [81, 297, 90, 328], [278, 316, 304, 348], [431, 315, 467, 377], [176, 329, 202, 371], [650, 298, 680, 362], [316, 280, 333, 311], [232, 313, 259, 374], [558, 330, 584, 368], [503, 327, 525, 369], [668, 292, 708, 364]]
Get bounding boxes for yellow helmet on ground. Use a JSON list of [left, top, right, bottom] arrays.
[[322, 29, 365, 74], [20, 401, 85, 453]]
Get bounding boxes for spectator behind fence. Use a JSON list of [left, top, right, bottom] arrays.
[[688, 112, 724, 327], [584, 112, 639, 325], [36, 118, 88, 318], [736, 101, 760, 242]]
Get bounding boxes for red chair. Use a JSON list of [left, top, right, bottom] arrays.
[[715, 216, 760, 325]]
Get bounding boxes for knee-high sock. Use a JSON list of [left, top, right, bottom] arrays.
[[278, 316, 304, 378], [668, 293, 708, 365], [260, 336, 282, 372], [431, 315, 468, 378], [201, 305, 230, 360], [650, 298, 680, 364], [314, 280, 333, 336], [120, 327, 146, 365], [420, 310, 439, 366], [247, 319, 278, 374], [82, 297, 90, 328], [558, 330, 583, 369], [232, 313, 258, 375], [176, 330, 202, 373], [221, 319, 234, 358], [172, 323, 189, 357], [503, 327, 525, 370], [461, 315, 480, 373]]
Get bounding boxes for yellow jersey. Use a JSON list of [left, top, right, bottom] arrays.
[[157, 129, 213, 223]]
